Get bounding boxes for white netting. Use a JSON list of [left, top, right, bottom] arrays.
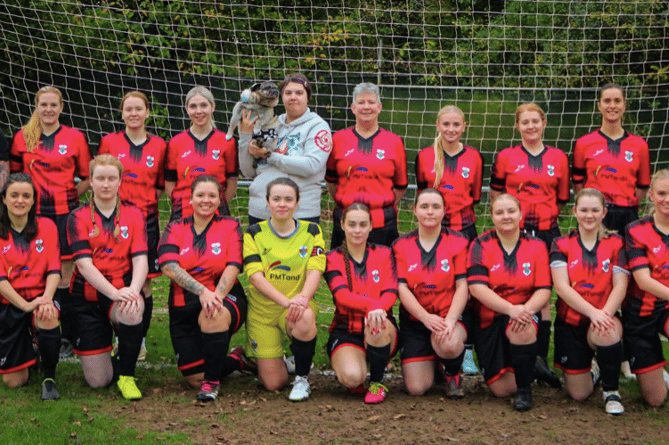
[[1, 0, 668, 239]]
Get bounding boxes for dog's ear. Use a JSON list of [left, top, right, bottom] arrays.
[[250, 83, 262, 91]]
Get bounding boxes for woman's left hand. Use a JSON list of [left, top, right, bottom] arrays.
[[32, 297, 56, 320], [286, 294, 309, 323], [200, 288, 225, 318], [365, 309, 387, 334]]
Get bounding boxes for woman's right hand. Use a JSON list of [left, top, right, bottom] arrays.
[[421, 313, 449, 333], [239, 110, 258, 134], [589, 308, 616, 332], [200, 288, 225, 317], [248, 139, 269, 159], [508, 304, 533, 325]]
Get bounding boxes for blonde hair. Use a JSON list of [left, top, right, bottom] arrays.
[[185, 86, 216, 128], [573, 188, 616, 239], [433, 105, 465, 188], [490, 193, 520, 214], [23, 86, 63, 153], [120, 91, 150, 111], [514, 102, 546, 124], [649, 169, 669, 216], [89, 154, 124, 241]]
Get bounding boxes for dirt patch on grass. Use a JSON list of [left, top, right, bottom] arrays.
[[110, 372, 669, 444]]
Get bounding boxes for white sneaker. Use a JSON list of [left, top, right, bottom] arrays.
[[288, 375, 311, 402], [603, 391, 624, 415]]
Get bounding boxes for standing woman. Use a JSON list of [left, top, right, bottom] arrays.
[[393, 189, 471, 398], [415, 105, 483, 242], [573, 83, 651, 236], [467, 194, 552, 411], [166, 86, 238, 221], [239, 73, 332, 224], [623, 169, 669, 407], [159, 175, 249, 402], [243, 178, 326, 401], [325, 203, 399, 404], [490, 103, 569, 387], [99, 91, 168, 359], [67, 154, 147, 400], [11, 86, 92, 358], [326, 82, 408, 248], [0, 174, 62, 400], [550, 188, 627, 415]]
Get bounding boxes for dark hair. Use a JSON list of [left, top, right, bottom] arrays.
[[414, 188, 445, 207], [266, 177, 300, 202], [191, 175, 221, 195], [279, 73, 311, 100], [599, 83, 626, 101], [0, 173, 38, 241], [340, 202, 371, 292]]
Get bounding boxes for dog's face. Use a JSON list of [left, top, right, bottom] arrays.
[[251, 81, 280, 106]]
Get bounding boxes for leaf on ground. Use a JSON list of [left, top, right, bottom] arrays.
[[393, 413, 406, 420], [367, 415, 380, 423]]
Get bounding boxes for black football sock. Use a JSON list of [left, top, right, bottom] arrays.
[[537, 320, 552, 359], [55, 288, 76, 344], [290, 337, 316, 377], [510, 342, 537, 389], [367, 343, 391, 383], [142, 295, 153, 339], [441, 349, 465, 377], [597, 341, 623, 392], [202, 331, 228, 382], [117, 322, 143, 376], [36, 327, 61, 380]]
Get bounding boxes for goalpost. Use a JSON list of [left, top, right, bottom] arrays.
[[1, 0, 668, 238]]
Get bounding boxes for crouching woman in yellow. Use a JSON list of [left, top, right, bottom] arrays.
[[243, 177, 326, 401]]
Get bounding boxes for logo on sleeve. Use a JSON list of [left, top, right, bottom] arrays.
[[522, 262, 532, 276], [314, 129, 332, 153], [372, 270, 380, 283], [211, 243, 221, 255], [35, 239, 44, 253], [311, 246, 324, 256]]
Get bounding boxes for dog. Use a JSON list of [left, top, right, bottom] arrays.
[[226, 81, 280, 155]]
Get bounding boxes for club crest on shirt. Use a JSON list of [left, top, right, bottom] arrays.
[[376, 149, 385, 160], [211, 243, 221, 255], [522, 262, 531, 276], [547, 165, 555, 177], [625, 151, 633, 162], [35, 239, 44, 253], [58, 144, 68, 155], [461, 167, 470, 179], [212, 150, 220, 160], [120, 226, 129, 239], [372, 270, 380, 283], [602, 259, 610, 273], [299, 245, 308, 258], [146, 156, 155, 168], [441, 259, 450, 272]]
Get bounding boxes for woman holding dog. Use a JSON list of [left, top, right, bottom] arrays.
[[166, 86, 239, 221], [239, 73, 332, 224], [326, 82, 407, 249]]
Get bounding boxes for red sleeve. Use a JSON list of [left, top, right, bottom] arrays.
[[74, 130, 92, 178], [453, 237, 468, 279], [533, 241, 552, 289], [393, 137, 408, 189], [467, 237, 489, 285], [325, 134, 339, 183], [10, 132, 25, 173], [224, 138, 239, 178], [42, 219, 62, 274], [166, 138, 178, 172], [557, 150, 570, 203], [325, 251, 371, 313], [98, 135, 111, 155], [637, 139, 651, 188], [156, 138, 167, 189], [472, 149, 484, 203], [157, 221, 181, 267], [392, 240, 408, 283], [489, 150, 506, 191], [414, 149, 427, 192], [625, 225, 649, 272], [67, 210, 92, 260], [225, 218, 243, 268], [572, 138, 586, 183], [368, 247, 398, 312], [129, 207, 148, 256]]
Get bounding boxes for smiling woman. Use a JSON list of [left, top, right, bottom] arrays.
[[165, 86, 238, 222]]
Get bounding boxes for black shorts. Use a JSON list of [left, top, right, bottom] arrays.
[[0, 304, 36, 374], [622, 299, 669, 375], [42, 213, 73, 259], [604, 205, 638, 237], [475, 313, 540, 385], [71, 294, 115, 356], [522, 226, 561, 250], [169, 282, 247, 377], [146, 216, 161, 278], [399, 311, 473, 364], [326, 317, 399, 359], [331, 205, 399, 250], [553, 317, 595, 374]]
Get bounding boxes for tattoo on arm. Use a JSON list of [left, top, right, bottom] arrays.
[[164, 264, 205, 296], [216, 277, 228, 295]]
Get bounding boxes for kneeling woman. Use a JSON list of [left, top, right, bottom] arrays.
[[243, 177, 325, 401], [393, 189, 470, 398], [467, 194, 551, 411], [551, 188, 627, 415], [0, 174, 62, 399], [325, 203, 398, 404], [159, 175, 248, 402], [67, 154, 148, 400]]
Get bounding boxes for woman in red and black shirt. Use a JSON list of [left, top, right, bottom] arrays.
[[325, 203, 398, 404]]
